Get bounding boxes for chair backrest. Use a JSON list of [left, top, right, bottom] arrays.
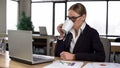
[[100, 37, 111, 62]]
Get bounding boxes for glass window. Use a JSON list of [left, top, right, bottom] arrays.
[[54, 3, 65, 36], [108, 1, 120, 36], [7, 0, 18, 32], [67, 1, 107, 35], [31, 3, 53, 35], [32, 0, 65, 2]]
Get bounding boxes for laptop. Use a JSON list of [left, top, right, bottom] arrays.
[[39, 26, 48, 36], [8, 30, 54, 64]]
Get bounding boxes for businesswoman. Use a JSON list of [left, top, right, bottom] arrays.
[[55, 3, 105, 62]]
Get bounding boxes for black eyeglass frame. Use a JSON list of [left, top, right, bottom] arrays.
[[67, 16, 81, 19], [67, 16, 81, 22]]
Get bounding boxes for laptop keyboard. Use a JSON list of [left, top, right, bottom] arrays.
[[33, 57, 45, 61], [33, 54, 54, 62]]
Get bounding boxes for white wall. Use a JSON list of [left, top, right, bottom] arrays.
[[0, 0, 6, 33]]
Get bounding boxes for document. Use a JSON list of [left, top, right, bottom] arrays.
[[44, 60, 83, 68], [83, 62, 120, 68]]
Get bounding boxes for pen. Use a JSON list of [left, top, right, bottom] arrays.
[[59, 60, 64, 64], [70, 62, 75, 66]]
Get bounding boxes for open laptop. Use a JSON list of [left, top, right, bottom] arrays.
[[8, 30, 54, 64], [39, 26, 48, 36]]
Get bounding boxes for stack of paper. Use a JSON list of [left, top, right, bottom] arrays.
[[83, 62, 120, 68], [44, 60, 83, 68]]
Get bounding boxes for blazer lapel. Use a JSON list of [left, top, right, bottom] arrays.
[[73, 24, 89, 53], [64, 32, 73, 51]]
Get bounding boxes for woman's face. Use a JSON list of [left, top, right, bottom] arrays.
[[68, 10, 86, 30]]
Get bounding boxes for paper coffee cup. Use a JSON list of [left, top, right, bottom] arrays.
[[62, 19, 73, 34]]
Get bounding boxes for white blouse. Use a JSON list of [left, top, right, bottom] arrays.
[[70, 22, 86, 53]]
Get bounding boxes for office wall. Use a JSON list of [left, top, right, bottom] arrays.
[[0, 0, 6, 33]]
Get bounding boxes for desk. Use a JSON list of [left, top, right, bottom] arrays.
[[111, 42, 120, 62], [0, 51, 55, 68], [1, 51, 120, 68], [111, 42, 120, 52], [33, 34, 56, 55], [100, 36, 117, 42], [0, 51, 87, 68], [107, 37, 117, 42], [0, 33, 7, 37]]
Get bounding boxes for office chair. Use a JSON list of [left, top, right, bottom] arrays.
[[100, 37, 111, 62]]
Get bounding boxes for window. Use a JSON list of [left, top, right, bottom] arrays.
[[31, 1, 120, 36], [32, 0, 65, 2], [54, 3, 65, 36], [7, 0, 18, 32], [67, 1, 107, 35], [31, 3, 53, 35], [108, 1, 120, 36]]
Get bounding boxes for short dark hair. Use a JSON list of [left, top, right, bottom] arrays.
[[69, 3, 86, 16]]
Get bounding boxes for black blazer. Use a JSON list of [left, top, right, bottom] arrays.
[[55, 24, 105, 62]]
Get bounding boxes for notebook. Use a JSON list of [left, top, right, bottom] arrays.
[[8, 30, 54, 64], [39, 26, 48, 36]]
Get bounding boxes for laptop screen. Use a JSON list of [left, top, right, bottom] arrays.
[[8, 30, 54, 64], [39, 26, 47, 36], [8, 30, 33, 62]]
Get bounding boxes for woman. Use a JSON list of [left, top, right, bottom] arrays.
[[55, 3, 105, 62]]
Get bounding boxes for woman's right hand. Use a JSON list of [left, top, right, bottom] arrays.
[[57, 24, 65, 38]]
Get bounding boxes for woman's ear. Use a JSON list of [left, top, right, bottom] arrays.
[[81, 14, 86, 21]]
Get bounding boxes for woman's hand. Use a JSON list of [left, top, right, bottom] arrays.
[[57, 24, 65, 38], [60, 51, 75, 61]]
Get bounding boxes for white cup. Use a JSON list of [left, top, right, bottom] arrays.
[[62, 19, 73, 34]]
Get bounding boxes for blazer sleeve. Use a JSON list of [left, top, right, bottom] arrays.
[[55, 39, 64, 57], [55, 32, 73, 57], [75, 29, 105, 62]]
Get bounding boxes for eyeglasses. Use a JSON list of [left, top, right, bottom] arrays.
[[67, 16, 81, 22]]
